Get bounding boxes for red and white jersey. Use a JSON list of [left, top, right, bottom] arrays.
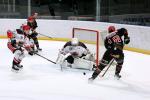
[[24, 37, 34, 48], [7, 30, 25, 52]]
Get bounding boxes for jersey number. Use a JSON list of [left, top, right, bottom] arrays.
[[112, 35, 121, 43]]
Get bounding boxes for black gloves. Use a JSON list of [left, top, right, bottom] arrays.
[[124, 36, 130, 44]]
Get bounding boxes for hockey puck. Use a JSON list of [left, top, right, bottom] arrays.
[[83, 72, 86, 75]]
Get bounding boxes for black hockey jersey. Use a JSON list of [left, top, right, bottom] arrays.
[[27, 20, 38, 31], [104, 31, 124, 52]]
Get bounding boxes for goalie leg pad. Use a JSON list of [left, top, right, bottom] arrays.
[[73, 58, 94, 70], [83, 53, 95, 61], [56, 53, 72, 64], [56, 53, 65, 64]]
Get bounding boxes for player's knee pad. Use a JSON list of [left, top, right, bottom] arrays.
[[116, 57, 124, 64], [19, 53, 25, 60], [14, 50, 25, 61], [116, 53, 124, 64], [14, 50, 22, 59]]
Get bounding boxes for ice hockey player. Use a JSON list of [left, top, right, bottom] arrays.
[[16, 24, 35, 56], [7, 25, 35, 72], [27, 13, 42, 52], [7, 30, 25, 72], [22, 25, 35, 56], [89, 28, 130, 81], [56, 38, 95, 70]]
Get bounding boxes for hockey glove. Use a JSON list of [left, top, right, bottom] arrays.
[[124, 36, 130, 44]]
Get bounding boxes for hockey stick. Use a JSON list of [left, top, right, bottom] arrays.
[[101, 58, 115, 77], [38, 33, 53, 39], [34, 53, 56, 64]]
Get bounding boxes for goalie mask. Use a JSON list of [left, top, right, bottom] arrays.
[[71, 38, 79, 46]]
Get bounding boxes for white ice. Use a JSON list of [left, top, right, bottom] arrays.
[[0, 39, 150, 100]]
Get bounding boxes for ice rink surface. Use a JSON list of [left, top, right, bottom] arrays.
[[0, 39, 150, 100]]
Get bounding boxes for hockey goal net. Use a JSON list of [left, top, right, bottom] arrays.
[[72, 28, 102, 67], [72, 27, 116, 72]]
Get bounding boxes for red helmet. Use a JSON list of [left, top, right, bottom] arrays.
[[27, 16, 34, 21], [7, 30, 13, 38], [108, 26, 116, 33], [22, 25, 30, 31]]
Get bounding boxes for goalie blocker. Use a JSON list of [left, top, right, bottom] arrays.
[[56, 38, 96, 70]]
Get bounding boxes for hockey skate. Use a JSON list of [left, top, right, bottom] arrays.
[[34, 48, 42, 53], [114, 73, 121, 80], [11, 65, 19, 73], [88, 77, 95, 83], [28, 51, 34, 56], [11, 64, 23, 73], [37, 47, 42, 51]]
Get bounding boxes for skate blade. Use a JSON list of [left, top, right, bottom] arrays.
[[11, 68, 23, 73]]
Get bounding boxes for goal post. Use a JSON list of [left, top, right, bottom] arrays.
[[72, 27, 100, 67]]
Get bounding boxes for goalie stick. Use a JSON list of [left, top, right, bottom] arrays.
[[34, 52, 56, 64]]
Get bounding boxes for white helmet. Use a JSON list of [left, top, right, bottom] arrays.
[[71, 38, 79, 46]]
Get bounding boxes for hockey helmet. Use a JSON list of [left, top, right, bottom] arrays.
[[22, 25, 30, 31], [108, 26, 116, 33], [27, 16, 34, 21], [71, 38, 79, 46], [7, 30, 13, 38]]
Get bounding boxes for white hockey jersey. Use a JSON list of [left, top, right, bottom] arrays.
[[61, 41, 88, 57]]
